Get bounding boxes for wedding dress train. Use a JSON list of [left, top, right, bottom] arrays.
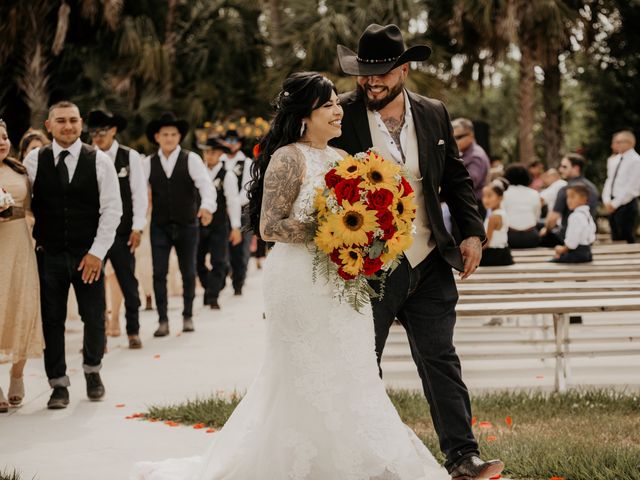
[[131, 143, 448, 480]]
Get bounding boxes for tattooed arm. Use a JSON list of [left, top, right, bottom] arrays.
[[260, 146, 313, 243]]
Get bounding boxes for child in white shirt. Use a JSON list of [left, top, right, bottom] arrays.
[[553, 184, 596, 263]]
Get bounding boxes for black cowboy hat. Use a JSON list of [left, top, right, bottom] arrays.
[[146, 112, 189, 144], [337, 24, 431, 76], [87, 110, 127, 132], [197, 136, 231, 153]]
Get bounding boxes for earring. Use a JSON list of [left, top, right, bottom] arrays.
[[300, 122, 306, 138]]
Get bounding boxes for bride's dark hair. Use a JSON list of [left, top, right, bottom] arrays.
[[247, 72, 337, 237]]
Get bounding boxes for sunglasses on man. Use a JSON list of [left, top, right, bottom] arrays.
[[89, 127, 113, 137]]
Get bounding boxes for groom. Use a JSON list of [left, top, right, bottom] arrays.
[[332, 24, 504, 479]]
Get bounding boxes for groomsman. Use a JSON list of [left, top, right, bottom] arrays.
[[144, 113, 216, 336], [87, 110, 148, 349], [23, 101, 122, 409], [221, 129, 252, 296], [196, 137, 242, 309]]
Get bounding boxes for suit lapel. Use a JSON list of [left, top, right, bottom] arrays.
[[407, 92, 435, 179], [344, 95, 373, 152]]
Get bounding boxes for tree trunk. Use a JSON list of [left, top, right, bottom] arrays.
[[542, 55, 562, 167], [518, 41, 536, 164], [162, 0, 179, 100], [17, 43, 49, 127], [267, 0, 284, 68]]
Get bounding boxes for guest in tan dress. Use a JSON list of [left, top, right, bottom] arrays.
[[0, 120, 45, 412]]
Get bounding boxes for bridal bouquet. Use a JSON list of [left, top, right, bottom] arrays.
[[312, 149, 417, 311], [0, 188, 15, 218]]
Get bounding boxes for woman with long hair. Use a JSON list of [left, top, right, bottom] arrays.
[[133, 72, 448, 479], [0, 120, 45, 412], [18, 128, 50, 162]]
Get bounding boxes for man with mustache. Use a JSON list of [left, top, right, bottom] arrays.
[[332, 24, 504, 480]]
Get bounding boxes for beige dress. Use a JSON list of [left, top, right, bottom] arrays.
[[0, 163, 44, 361]]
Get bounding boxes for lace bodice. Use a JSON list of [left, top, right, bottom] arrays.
[[290, 143, 343, 223]]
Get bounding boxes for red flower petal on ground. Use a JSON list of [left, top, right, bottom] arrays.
[[486, 435, 498, 442], [153, 354, 161, 359], [324, 169, 343, 189], [115, 404, 125, 408], [206, 428, 217, 433], [335, 178, 362, 204], [366, 188, 394, 210], [505, 416, 513, 427], [193, 423, 206, 429], [479, 421, 493, 429]]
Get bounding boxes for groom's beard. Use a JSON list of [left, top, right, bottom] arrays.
[[357, 78, 405, 111]]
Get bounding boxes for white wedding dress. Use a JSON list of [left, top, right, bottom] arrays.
[[131, 143, 449, 480]]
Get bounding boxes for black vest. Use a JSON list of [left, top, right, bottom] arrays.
[[210, 166, 228, 227], [114, 145, 134, 236], [32, 144, 100, 255], [228, 157, 246, 192], [149, 149, 198, 226]]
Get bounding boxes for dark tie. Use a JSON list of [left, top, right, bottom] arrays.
[[57, 150, 70, 186], [610, 155, 624, 200]]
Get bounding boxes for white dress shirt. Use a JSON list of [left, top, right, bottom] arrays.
[[564, 205, 596, 249], [602, 148, 640, 208], [207, 162, 242, 229], [222, 151, 253, 207], [540, 178, 567, 209], [369, 90, 413, 165], [502, 185, 541, 230], [23, 138, 123, 260], [142, 146, 217, 214], [104, 140, 148, 231]]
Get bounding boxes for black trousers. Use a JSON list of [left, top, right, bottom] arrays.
[[36, 249, 106, 387], [197, 222, 229, 304], [150, 222, 198, 322], [106, 234, 141, 334], [371, 251, 478, 470], [480, 247, 514, 266], [228, 230, 252, 291], [609, 199, 638, 243], [507, 228, 540, 248], [553, 245, 592, 263]]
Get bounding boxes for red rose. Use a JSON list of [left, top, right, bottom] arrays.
[[362, 255, 383, 276], [334, 178, 362, 204], [329, 248, 342, 266], [337, 267, 356, 280], [400, 177, 413, 196], [376, 209, 395, 240], [366, 188, 394, 210], [366, 230, 375, 244], [325, 169, 343, 189]]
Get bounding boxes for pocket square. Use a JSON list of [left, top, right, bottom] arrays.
[[117, 167, 129, 178], [437, 139, 445, 146]]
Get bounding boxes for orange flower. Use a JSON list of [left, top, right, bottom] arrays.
[[490, 476, 501, 479], [486, 435, 498, 442], [479, 421, 493, 429], [505, 416, 513, 427], [549, 477, 566, 480], [153, 354, 161, 359], [206, 428, 217, 433], [193, 423, 206, 429], [115, 403, 125, 408], [471, 417, 477, 426], [148, 418, 158, 422]]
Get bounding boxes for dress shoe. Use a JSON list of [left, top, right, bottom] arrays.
[[145, 295, 153, 311], [8, 376, 25, 406], [47, 386, 70, 410], [85, 372, 105, 401], [234, 288, 242, 296], [153, 322, 170, 337], [449, 455, 504, 480], [0, 388, 8, 413], [183, 317, 195, 332], [210, 300, 221, 310], [128, 335, 143, 349]]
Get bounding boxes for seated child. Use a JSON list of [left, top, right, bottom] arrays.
[[553, 184, 596, 263], [480, 178, 514, 266]]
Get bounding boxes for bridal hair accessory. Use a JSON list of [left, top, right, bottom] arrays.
[[311, 149, 417, 311], [300, 121, 306, 137]]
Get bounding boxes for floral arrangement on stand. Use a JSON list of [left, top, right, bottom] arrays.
[[311, 149, 417, 311]]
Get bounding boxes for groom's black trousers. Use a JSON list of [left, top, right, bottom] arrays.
[[371, 250, 479, 470]]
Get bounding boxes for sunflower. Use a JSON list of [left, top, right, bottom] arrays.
[[361, 154, 401, 191], [338, 246, 365, 276], [392, 193, 417, 227], [335, 156, 365, 179], [328, 200, 379, 246], [314, 187, 328, 217], [315, 219, 344, 254], [381, 226, 414, 263]]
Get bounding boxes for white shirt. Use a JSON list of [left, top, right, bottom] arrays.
[[370, 90, 413, 165], [23, 138, 123, 260], [207, 162, 242, 229], [502, 185, 541, 230], [222, 151, 252, 207], [602, 148, 640, 208], [484, 208, 509, 248], [540, 178, 567, 209], [142, 146, 217, 214], [564, 205, 596, 249], [104, 140, 148, 231]]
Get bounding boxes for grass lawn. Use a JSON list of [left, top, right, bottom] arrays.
[[144, 388, 640, 480]]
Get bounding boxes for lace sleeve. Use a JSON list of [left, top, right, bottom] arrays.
[[260, 145, 313, 244]]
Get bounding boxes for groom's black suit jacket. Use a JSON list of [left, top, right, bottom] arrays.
[[331, 90, 486, 271]]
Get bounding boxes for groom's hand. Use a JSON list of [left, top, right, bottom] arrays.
[[459, 236, 482, 280]]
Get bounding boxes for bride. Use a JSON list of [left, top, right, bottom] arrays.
[[131, 72, 450, 480]]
